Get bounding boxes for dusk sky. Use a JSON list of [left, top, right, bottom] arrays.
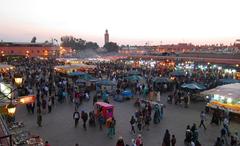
[[0, 0, 240, 46]]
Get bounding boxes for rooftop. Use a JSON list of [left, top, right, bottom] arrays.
[[0, 42, 55, 47]]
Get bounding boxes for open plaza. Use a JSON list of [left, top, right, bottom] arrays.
[[0, 55, 239, 146]]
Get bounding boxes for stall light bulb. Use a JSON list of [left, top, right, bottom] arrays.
[[227, 98, 232, 103]]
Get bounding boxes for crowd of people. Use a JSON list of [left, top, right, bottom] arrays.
[[1, 57, 239, 146]]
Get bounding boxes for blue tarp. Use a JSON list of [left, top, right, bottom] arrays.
[[121, 90, 133, 97], [181, 83, 206, 90]]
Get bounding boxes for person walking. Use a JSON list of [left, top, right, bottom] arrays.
[[30, 102, 35, 114], [214, 137, 223, 146], [137, 117, 142, 132], [185, 125, 192, 146], [221, 126, 228, 146], [199, 111, 207, 130], [111, 117, 116, 137], [171, 135, 176, 146], [81, 111, 88, 131], [107, 117, 113, 138], [136, 134, 143, 146], [162, 129, 171, 146], [116, 136, 125, 146], [73, 110, 80, 127], [48, 98, 52, 113], [42, 98, 47, 114], [131, 139, 137, 146], [44, 141, 50, 146], [130, 116, 136, 134], [223, 117, 230, 136], [144, 113, 151, 131], [98, 113, 104, 130], [37, 109, 42, 127]]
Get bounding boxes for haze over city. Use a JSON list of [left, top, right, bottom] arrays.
[[0, 0, 240, 46]]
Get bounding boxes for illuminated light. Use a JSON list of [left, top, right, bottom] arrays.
[[207, 62, 210, 65], [213, 94, 220, 100], [7, 103, 16, 115], [218, 67, 222, 70], [227, 98, 232, 103], [236, 64, 239, 67], [26, 50, 29, 54], [14, 77, 23, 86], [19, 95, 36, 104], [220, 96, 225, 100], [1, 51, 4, 54]]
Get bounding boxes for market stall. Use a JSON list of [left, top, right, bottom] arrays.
[[124, 75, 146, 84], [152, 77, 173, 92], [96, 80, 117, 98], [202, 83, 240, 116], [54, 64, 96, 74]]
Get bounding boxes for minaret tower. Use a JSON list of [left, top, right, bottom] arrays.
[[104, 29, 109, 45]]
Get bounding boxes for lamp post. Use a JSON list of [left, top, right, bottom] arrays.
[[14, 75, 23, 87], [6, 103, 16, 116]]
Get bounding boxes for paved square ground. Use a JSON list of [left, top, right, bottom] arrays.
[[16, 93, 240, 146]]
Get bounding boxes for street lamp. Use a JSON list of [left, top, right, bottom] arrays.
[[7, 103, 16, 116], [14, 75, 23, 87]]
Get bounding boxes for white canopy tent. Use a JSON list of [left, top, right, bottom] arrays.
[[202, 83, 240, 100]]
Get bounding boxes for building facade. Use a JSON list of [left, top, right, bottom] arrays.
[[0, 42, 72, 58]]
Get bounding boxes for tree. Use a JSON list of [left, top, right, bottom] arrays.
[[31, 36, 37, 43], [104, 42, 119, 52], [60, 36, 99, 50], [85, 42, 99, 49]]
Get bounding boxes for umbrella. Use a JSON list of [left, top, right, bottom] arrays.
[[218, 79, 240, 84], [128, 70, 141, 76], [170, 71, 186, 77], [78, 73, 97, 81], [68, 71, 85, 77], [124, 75, 145, 82], [181, 83, 206, 90], [96, 79, 116, 86], [152, 77, 171, 83]]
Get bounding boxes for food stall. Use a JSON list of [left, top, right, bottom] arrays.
[[54, 64, 96, 74], [202, 83, 240, 118]]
